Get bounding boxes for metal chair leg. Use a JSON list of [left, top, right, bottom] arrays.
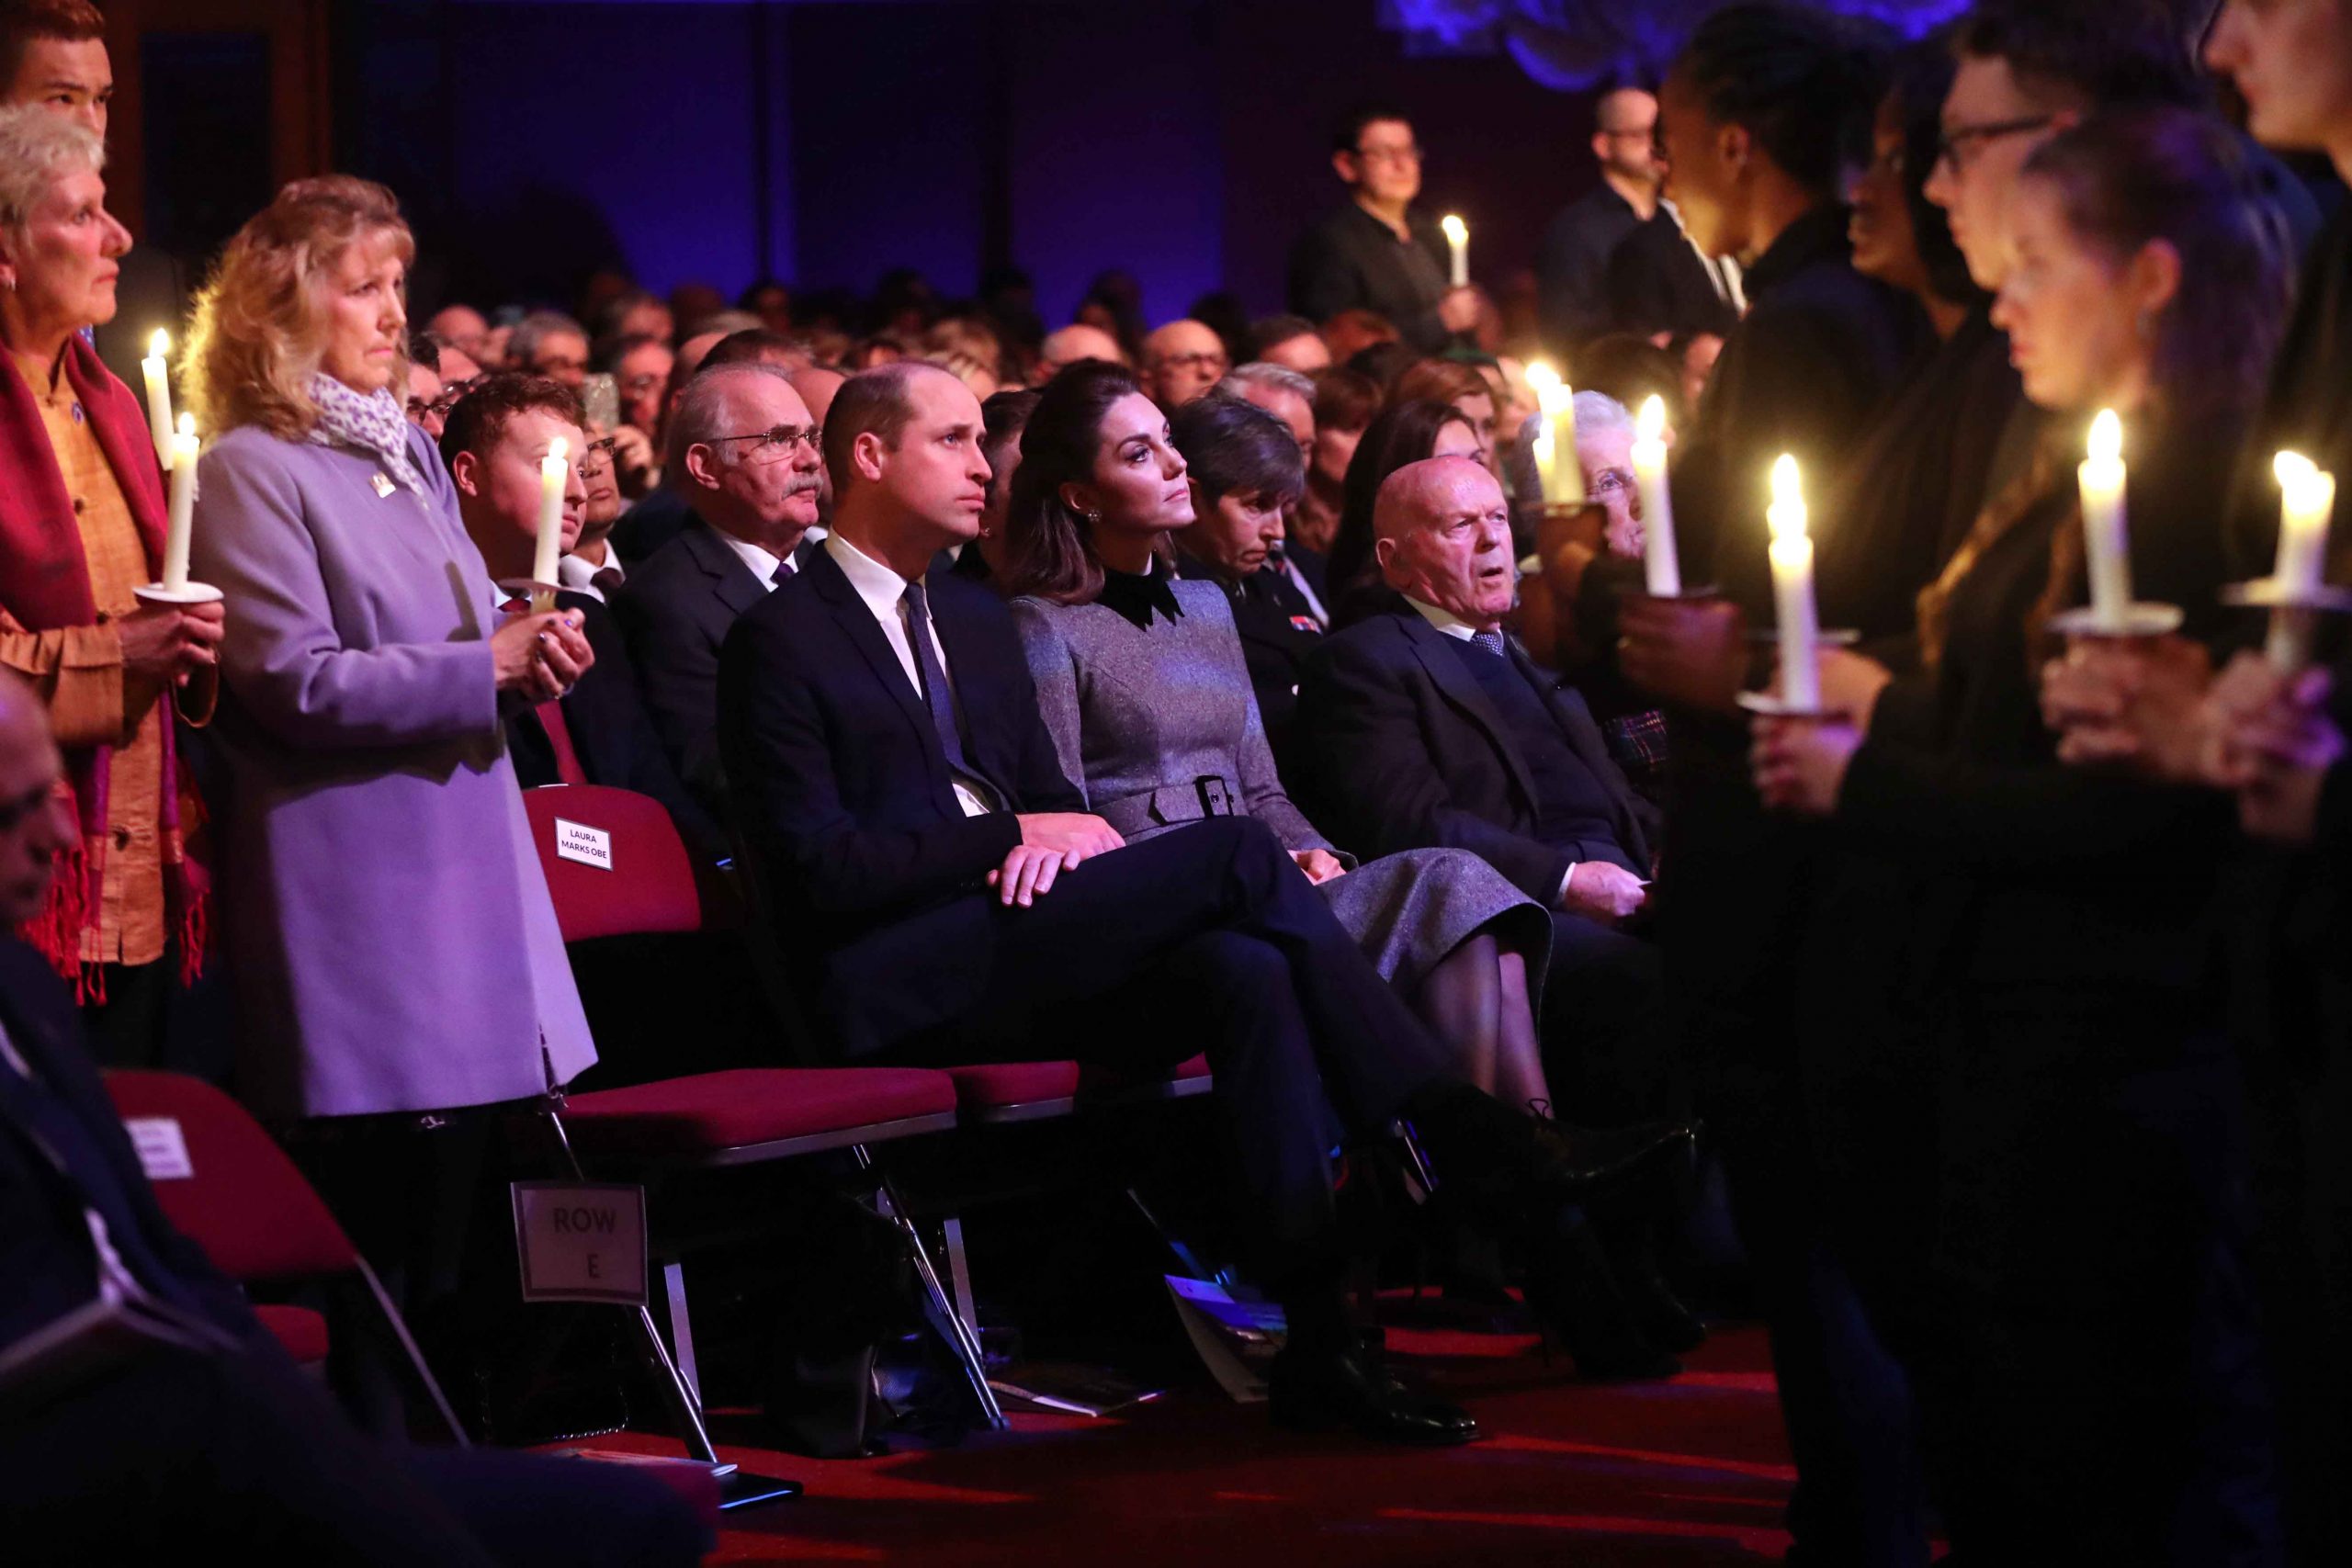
[[662, 1258, 700, 1408], [941, 1214, 978, 1343], [856, 1147, 1005, 1428], [538, 1104, 800, 1508]]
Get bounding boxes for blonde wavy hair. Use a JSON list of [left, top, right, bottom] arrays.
[[184, 175, 414, 440]]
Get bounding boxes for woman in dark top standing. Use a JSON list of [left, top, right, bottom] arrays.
[[1756, 109, 2293, 1566]]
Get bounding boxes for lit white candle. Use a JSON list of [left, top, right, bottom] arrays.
[[531, 436, 569, 613], [1767, 454, 1820, 709], [1535, 381, 1578, 505], [2272, 451, 2331, 596], [1441, 213, 1469, 288], [141, 330, 175, 471], [2268, 452, 2335, 670], [1632, 394, 1679, 597], [2079, 410, 2132, 632], [162, 413, 198, 592]]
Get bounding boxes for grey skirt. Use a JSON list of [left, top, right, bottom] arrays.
[[1319, 847, 1551, 1002]]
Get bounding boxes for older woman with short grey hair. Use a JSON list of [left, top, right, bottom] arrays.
[[0, 104, 223, 1060]]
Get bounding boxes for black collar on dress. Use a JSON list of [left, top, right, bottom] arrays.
[[1740, 204, 1851, 301], [1097, 564, 1185, 630]]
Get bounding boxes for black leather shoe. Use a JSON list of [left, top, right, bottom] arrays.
[[1267, 1345, 1482, 1446], [1518, 1213, 1681, 1382], [1406, 1083, 1697, 1199]]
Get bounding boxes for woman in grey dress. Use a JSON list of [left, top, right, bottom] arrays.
[[999, 363, 1558, 1109]]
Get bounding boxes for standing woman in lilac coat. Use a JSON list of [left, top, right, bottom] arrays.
[[184, 177, 599, 1368]]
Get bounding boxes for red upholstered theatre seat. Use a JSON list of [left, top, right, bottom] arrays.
[[103, 1070, 358, 1282], [252, 1303, 331, 1366], [947, 1054, 1216, 1123], [560, 1067, 959, 1166], [522, 784, 711, 942]]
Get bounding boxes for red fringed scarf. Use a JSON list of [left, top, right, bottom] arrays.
[[0, 335, 210, 1000]]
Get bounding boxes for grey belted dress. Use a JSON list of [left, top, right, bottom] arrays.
[[1012, 571, 1547, 998]]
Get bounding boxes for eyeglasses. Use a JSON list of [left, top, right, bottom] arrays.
[[1587, 468, 1633, 502], [1352, 142, 1422, 165], [1933, 114, 2057, 173], [1154, 352, 1228, 376], [707, 423, 822, 463]]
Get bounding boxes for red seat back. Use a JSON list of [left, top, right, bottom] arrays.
[[523, 784, 705, 942], [102, 1070, 356, 1282]]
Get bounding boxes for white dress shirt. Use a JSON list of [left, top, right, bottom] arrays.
[[557, 551, 622, 600], [718, 530, 790, 589], [825, 533, 995, 818]]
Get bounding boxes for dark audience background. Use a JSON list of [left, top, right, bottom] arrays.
[[67, 0, 1956, 335]]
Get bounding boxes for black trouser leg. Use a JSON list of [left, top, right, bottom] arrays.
[[78, 958, 167, 1069], [1540, 913, 1685, 1127]]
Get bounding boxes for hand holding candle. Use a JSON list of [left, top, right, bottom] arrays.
[[1766, 454, 1820, 709], [2079, 410, 2132, 631], [141, 330, 175, 471], [531, 436, 569, 612], [1632, 395, 1680, 596], [1441, 214, 1469, 288], [163, 413, 199, 592]]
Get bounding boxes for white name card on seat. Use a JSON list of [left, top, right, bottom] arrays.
[[510, 1181, 646, 1305], [125, 1117, 193, 1181], [552, 818, 613, 871]]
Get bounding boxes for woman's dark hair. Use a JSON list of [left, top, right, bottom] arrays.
[[1671, 3, 1891, 200], [1919, 107, 2292, 668], [1170, 394, 1306, 510], [1885, 38, 1980, 307], [979, 387, 1042, 509], [1574, 333, 1687, 431], [1326, 399, 1478, 590], [1000, 360, 1148, 605], [1311, 366, 1383, 436], [1346, 340, 1422, 393], [2024, 107, 2291, 424]]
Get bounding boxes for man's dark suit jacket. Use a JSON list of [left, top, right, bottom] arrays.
[[1537, 183, 1645, 355], [610, 483, 693, 567], [609, 516, 774, 817], [717, 544, 1085, 1058], [1294, 608, 1657, 906], [509, 590, 726, 862]]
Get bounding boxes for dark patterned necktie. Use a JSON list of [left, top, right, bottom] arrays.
[[1472, 628, 1509, 660]]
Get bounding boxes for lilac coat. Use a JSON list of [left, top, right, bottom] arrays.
[[189, 421, 595, 1119]]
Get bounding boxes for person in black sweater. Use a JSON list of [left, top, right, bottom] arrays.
[[2035, 12, 2352, 1562], [1758, 108, 2292, 1566], [1286, 104, 1483, 355]]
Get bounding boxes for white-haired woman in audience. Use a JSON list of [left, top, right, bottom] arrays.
[[1516, 390, 1671, 799], [0, 104, 223, 1062], [182, 175, 600, 1396]]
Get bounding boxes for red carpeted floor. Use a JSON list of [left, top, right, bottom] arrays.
[[589, 1318, 1796, 1565]]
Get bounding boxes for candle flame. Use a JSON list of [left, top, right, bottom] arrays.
[[547, 437, 569, 463], [2276, 450, 2317, 487], [2287, 465, 2335, 516], [1768, 454, 1807, 541], [175, 412, 194, 438], [1538, 383, 1572, 419], [148, 329, 168, 358], [1440, 214, 1467, 243], [1637, 395, 1667, 444], [1524, 360, 1560, 393], [2088, 409, 2121, 465]]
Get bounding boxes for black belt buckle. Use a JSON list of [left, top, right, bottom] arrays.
[[1194, 775, 1235, 818]]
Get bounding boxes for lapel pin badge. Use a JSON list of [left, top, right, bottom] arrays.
[[370, 471, 396, 499]]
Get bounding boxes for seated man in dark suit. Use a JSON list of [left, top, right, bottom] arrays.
[[0, 671, 710, 1566], [718, 364, 1670, 1442], [1295, 457, 1693, 1334], [441, 375, 726, 861], [611, 363, 823, 818]]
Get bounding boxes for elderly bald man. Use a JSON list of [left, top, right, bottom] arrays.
[[1294, 459, 1688, 1340], [1036, 321, 1127, 378], [1140, 319, 1230, 408]]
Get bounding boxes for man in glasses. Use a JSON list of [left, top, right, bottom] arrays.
[[614, 363, 825, 817], [1286, 102, 1482, 354], [1138, 319, 1229, 410], [1536, 86, 1668, 354], [440, 375, 723, 860]]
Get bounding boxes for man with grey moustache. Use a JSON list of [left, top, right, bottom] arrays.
[[611, 363, 826, 814]]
